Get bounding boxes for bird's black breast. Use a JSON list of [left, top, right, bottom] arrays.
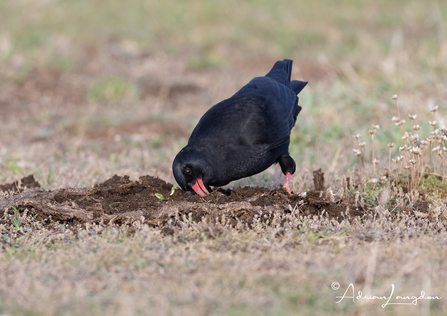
[[188, 94, 292, 185]]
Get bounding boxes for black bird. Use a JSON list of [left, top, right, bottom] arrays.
[[172, 59, 307, 196]]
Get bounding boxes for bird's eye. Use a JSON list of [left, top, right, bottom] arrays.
[[184, 167, 192, 176]]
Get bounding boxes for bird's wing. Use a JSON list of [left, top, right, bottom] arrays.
[[235, 76, 299, 138], [190, 93, 293, 157], [189, 95, 270, 145], [188, 95, 283, 184]]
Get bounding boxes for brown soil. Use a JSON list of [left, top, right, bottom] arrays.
[[0, 175, 41, 193], [0, 172, 432, 229]]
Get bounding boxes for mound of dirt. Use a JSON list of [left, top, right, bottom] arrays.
[[0, 175, 41, 193], [0, 172, 432, 228]]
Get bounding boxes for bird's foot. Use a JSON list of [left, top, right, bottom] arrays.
[[283, 172, 293, 197]]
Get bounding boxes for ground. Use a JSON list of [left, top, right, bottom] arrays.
[[0, 172, 436, 228], [1, 1, 447, 315]]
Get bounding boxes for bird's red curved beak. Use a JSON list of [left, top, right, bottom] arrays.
[[192, 179, 209, 196]]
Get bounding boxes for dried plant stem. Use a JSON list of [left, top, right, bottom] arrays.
[[394, 161, 399, 186], [418, 151, 428, 187], [403, 151, 409, 173], [400, 159, 403, 178], [372, 134, 377, 177], [394, 99, 404, 140], [395, 98, 401, 121], [440, 154, 443, 176], [388, 147, 392, 175], [356, 139, 365, 177], [406, 167, 409, 188], [420, 146, 425, 177], [357, 156, 363, 179], [443, 156, 446, 181], [429, 127, 434, 172], [411, 165, 415, 190], [361, 147, 366, 174]]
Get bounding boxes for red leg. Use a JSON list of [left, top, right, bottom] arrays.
[[283, 172, 293, 196]]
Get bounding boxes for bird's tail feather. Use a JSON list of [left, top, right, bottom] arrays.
[[290, 80, 308, 95], [265, 59, 294, 86]]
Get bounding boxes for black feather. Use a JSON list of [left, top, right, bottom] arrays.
[[172, 59, 307, 192]]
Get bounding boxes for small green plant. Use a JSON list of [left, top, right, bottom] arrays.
[[418, 175, 446, 198], [47, 168, 55, 185], [205, 202, 215, 215], [87, 77, 139, 103], [7, 161, 23, 175], [188, 54, 225, 70], [10, 207, 22, 230], [154, 193, 166, 200], [170, 184, 180, 196], [155, 185, 180, 200], [11, 218, 22, 230], [47, 54, 77, 72]]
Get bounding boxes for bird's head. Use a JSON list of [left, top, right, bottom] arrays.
[[172, 147, 212, 196]]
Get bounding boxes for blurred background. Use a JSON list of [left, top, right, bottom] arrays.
[[0, 0, 446, 190]]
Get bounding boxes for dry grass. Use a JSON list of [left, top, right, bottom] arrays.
[[0, 212, 446, 315], [1, 0, 447, 315]]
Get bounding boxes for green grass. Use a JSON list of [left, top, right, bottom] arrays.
[[2, 0, 446, 61], [87, 77, 139, 103], [188, 53, 227, 70], [419, 175, 447, 198], [1, 1, 446, 166]]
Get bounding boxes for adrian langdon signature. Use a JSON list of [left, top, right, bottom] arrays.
[[333, 283, 441, 308]]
